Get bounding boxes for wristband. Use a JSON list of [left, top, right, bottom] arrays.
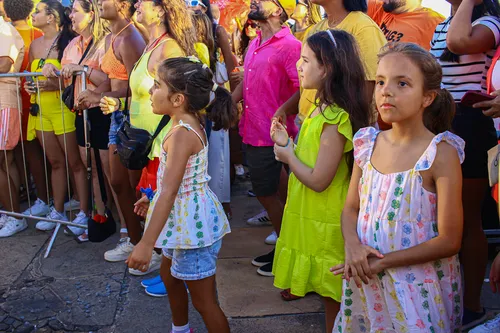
[[278, 137, 291, 148], [140, 187, 156, 202]]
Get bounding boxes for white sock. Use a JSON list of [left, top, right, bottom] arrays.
[[172, 323, 190, 333], [120, 228, 128, 234]]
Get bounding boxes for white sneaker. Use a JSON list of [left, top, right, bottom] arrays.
[[0, 214, 8, 229], [470, 314, 500, 333], [0, 217, 28, 237], [22, 198, 50, 217], [265, 231, 277, 245], [104, 237, 134, 262], [65, 211, 88, 236], [129, 251, 162, 276], [235, 164, 245, 176], [64, 198, 80, 212], [36, 207, 68, 231], [247, 210, 271, 226]]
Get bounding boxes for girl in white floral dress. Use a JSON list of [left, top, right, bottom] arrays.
[[127, 57, 236, 333], [332, 43, 465, 333]]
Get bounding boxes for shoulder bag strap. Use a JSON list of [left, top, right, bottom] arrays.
[[151, 115, 171, 140]]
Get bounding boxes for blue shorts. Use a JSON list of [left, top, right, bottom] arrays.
[[108, 111, 124, 146], [162, 239, 222, 281]]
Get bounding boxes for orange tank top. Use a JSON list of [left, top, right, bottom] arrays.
[[101, 22, 132, 81]]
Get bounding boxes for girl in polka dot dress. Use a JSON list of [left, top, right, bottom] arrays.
[[331, 43, 465, 333]]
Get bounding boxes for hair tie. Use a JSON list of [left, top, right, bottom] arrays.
[[326, 30, 337, 48], [440, 82, 446, 90], [202, 64, 208, 69], [212, 82, 218, 92]]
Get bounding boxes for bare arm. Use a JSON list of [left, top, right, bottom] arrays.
[[377, 143, 463, 270], [0, 57, 12, 73], [447, 0, 496, 55], [217, 26, 236, 90], [232, 81, 243, 104], [341, 164, 363, 245]]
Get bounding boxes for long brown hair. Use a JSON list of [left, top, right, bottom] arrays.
[[192, 10, 216, 70], [77, 0, 110, 58], [379, 43, 455, 134]]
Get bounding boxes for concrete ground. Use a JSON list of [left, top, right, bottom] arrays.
[[0, 178, 498, 333]]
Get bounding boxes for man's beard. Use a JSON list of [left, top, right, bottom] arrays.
[[382, 0, 406, 13], [248, 8, 270, 21]]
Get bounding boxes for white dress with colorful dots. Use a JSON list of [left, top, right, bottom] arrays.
[[145, 121, 230, 250], [334, 127, 465, 333]]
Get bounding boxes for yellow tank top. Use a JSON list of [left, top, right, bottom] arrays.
[[30, 59, 70, 114]]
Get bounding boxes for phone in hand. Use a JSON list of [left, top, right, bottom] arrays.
[[461, 91, 495, 108]]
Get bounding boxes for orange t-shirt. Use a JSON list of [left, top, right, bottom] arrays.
[[368, 0, 444, 50]]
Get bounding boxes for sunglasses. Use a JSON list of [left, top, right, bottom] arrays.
[[246, 21, 258, 29], [185, 0, 207, 8]]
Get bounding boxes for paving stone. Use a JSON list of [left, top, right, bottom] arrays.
[[219, 227, 274, 259], [0, 322, 10, 331], [229, 313, 325, 333], [14, 323, 34, 333]]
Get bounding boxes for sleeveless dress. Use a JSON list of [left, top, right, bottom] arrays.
[[334, 127, 465, 333], [273, 104, 353, 300], [145, 121, 231, 250]]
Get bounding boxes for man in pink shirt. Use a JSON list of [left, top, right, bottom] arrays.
[[233, 0, 301, 277]]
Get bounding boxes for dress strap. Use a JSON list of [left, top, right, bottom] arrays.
[[165, 121, 207, 147], [414, 131, 466, 171], [353, 127, 379, 169]]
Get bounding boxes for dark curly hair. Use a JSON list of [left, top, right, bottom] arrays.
[[4, 0, 34, 22]]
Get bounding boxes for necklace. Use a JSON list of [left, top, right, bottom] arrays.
[[146, 32, 168, 52]]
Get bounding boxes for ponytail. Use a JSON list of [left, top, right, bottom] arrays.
[[158, 57, 237, 131], [41, 0, 77, 61], [424, 88, 456, 135]]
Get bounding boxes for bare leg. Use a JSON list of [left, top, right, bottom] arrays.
[[25, 140, 49, 204], [323, 297, 340, 333], [160, 256, 189, 326], [13, 145, 26, 191], [57, 132, 88, 214], [461, 178, 489, 312], [186, 276, 230, 333], [79, 147, 105, 215], [0, 151, 20, 212], [108, 144, 142, 244], [257, 194, 284, 236], [100, 149, 126, 236]]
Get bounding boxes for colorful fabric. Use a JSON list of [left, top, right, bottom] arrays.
[[0, 108, 21, 150], [334, 127, 465, 333], [273, 104, 352, 301], [145, 121, 231, 250], [368, 0, 444, 50], [240, 26, 300, 147], [298, 13, 386, 122]]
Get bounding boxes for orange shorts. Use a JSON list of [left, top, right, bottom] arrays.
[[0, 108, 21, 150], [136, 158, 160, 192]]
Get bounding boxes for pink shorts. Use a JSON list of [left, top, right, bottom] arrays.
[[0, 108, 20, 151]]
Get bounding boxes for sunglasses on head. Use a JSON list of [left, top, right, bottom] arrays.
[[185, 0, 207, 8]]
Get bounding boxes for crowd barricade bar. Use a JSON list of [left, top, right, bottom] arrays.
[[0, 71, 89, 257]]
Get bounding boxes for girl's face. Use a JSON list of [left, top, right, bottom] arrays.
[[135, 0, 162, 25], [150, 74, 184, 116], [298, 43, 325, 90], [70, 1, 93, 35], [375, 54, 435, 125], [32, 3, 52, 29]]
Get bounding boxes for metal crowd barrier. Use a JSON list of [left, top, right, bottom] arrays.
[[0, 71, 91, 258]]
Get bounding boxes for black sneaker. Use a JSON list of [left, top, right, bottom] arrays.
[[257, 262, 274, 277], [251, 249, 275, 267]]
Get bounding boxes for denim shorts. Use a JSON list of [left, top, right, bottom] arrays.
[[108, 111, 124, 146], [162, 239, 222, 281]]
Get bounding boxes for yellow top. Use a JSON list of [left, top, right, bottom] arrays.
[[298, 12, 386, 122]]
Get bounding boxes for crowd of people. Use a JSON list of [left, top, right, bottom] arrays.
[[0, 0, 500, 332]]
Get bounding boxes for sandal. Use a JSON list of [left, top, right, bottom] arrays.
[[280, 289, 302, 301]]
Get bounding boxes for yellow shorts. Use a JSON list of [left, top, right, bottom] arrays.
[[34, 104, 76, 135]]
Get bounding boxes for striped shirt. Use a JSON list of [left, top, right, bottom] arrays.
[[430, 16, 500, 102]]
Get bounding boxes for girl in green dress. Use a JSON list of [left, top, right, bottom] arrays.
[[270, 29, 371, 332]]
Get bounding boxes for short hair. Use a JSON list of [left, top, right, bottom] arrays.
[[4, 0, 34, 22]]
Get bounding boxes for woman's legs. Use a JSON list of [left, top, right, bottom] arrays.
[[0, 150, 20, 212], [461, 178, 489, 313], [323, 297, 340, 333], [108, 144, 142, 244], [78, 147, 106, 215], [25, 140, 50, 204]]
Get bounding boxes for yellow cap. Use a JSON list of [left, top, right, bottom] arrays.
[[277, 0, 296, 17]]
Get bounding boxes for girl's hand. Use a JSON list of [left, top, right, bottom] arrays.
[[100, 96, 120, 115], [490, 252, 500, 293], [61, 63, 83, 80], [270, 119, 289, 147], [126, 241, 153, 272], [475, 90, 500, 118], [273, 142, 294, 164], [76, 90, 100, 111], [344, 244, 384, 287], [134, 195, 150, 218], [272, 109, 287, 131], [42, 63, 59, 78], [229, 71, 244, 87]]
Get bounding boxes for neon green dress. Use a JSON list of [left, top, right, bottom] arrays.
[[272, 104, 353, 301]]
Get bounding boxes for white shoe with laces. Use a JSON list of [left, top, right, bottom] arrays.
[[470, 314, 500, 333], [64, 198, 80, 212], [104, 237, 134, 262], [0, 214, 8, 229], [246, 210, 271, 226], [65, 210, 88, 236], [0, 217, 27, 237], [265, 231, 277, 245], [129, 251, 162, 276], [23, 198, 50, 217], [36, 207, 68, 231]]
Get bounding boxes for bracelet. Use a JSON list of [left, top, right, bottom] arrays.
[[278, 137, 291, 148], [140, 187, 156, 202]]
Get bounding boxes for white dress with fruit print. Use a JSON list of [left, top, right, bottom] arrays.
[[333, 127, 465, 333]]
